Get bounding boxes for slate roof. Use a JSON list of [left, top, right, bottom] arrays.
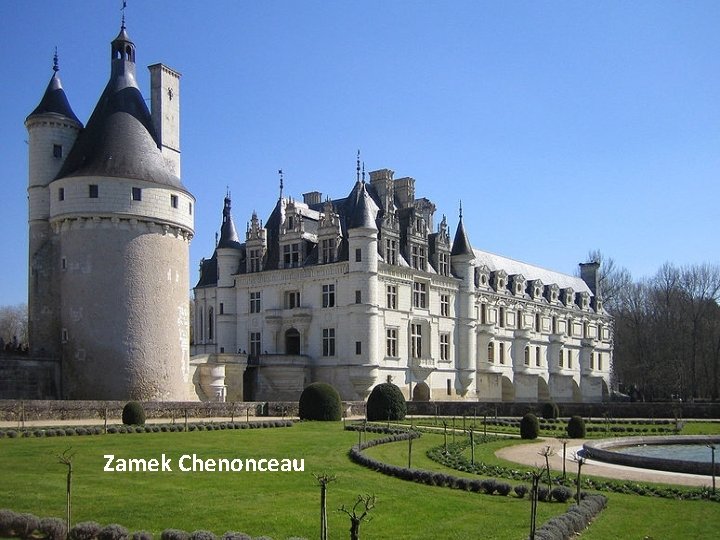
[[450, 218, 473, 257], [27, 71, 81, 124]]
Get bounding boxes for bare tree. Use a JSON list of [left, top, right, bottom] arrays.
[[57, 448, 76, 531], [585, 250, 632, 315], [0, 304, 28, 349], [314, 473, 337, 540], [339, 494, 376, 540]]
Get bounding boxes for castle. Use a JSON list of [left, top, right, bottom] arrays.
[[26, 22, 194, 400], [192, 163, 613, 403], [26, 21, 612, 404]]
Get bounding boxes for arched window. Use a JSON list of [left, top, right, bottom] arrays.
[[208, 307, 214, 341], [524, 346, 530, 365], [198, 307, 204, 342], [487, 342, 494, 363]]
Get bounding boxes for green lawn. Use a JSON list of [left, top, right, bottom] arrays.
[[1, 422, 719, 539]]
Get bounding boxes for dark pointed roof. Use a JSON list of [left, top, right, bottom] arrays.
[[27, 71, 81, 124], [217, 196, 242, 249], [54, 25, 184, 189], [347, 182, 378, 230], [451, 217, 473, 257]]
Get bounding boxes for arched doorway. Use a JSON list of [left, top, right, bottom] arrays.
[[412, 381, 430, 401], [285, 328, 300, 355]]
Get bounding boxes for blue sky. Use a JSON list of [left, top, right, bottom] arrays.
[[1, 1, 719, 306]]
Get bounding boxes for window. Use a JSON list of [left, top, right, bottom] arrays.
[[567, 318, 573, 337], [480, 303, 487, 324], [53, 144, 62, 158], [61, 257, 67, 271], [287, 216, 295, 230], [208, 307, 214, 341], [198, 307, 204, 341], [89, 184, 99, 198], [321, 238, 336, 263], [249, 249, 262, 272], [249, 332, 261, 357], [438, 252, 449, 276], [189, 202, 193, 215], [170, 194, 178, 208], [440, 294, 450, 317], [446, 379, 452, 396], [598, 353, 603, 371], [517, 310, 523, 329], [58, 187, 65, 201], [355, 290, 362, 304], [411, 245, 426, 270], [524, 346, 530, 366], [499, 342, 505, 364], [132, 187, 142, 201], [499, 307, 505, 328], [386, 328, 398, 357], [355, 341, 362, 355], [535, 347, 541, 367], [410, 323, 422, 358], [219, 302, 224, 315], [386, 285, 397, 309], [535, 313, 541, 332], [385, 238, 397, 265], [552, 316, 557, 334], [322, 328, 335, 356], [283, 243, 300, 268], [355, 248, 362, 262], [487, 342, 494, 363], [249, 291, 261, 313], [440, 333, 450, 361], [412, 281, 427, 309], [284, 290, 300, 309], [590, 352, 595, 370], [559, 349, 564, 368], [322, 284, 335, 308], [61, 328, 68, 343], [567, 350, 573, 369]]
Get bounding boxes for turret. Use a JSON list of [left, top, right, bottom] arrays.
[[216, 195, 242, 287], [25, 53, 82, 358]]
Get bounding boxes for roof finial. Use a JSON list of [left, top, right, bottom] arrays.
[[459, 200, 463, 220], [121, 0, 127, 29], [362, 161, 366, 183], [356, 149, 361, 182], [52, 47, 59, 73], [278, 169, 284, 200]]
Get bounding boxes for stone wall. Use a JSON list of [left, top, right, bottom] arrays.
[[0, 356, 60, 400]]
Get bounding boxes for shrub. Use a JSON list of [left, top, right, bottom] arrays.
[[189, 531, 216, 540], [520, 413, 539, 439], [12, 513, 40, 539], [39, 518, 67, 540], [131, 532, 153, 540], [69, 522, 102, 540], [366, 383, 406, 421], [513, 485, 528, 498], [541, 402, 559, 420], [160, 531, 189, 540], [0, 509, 17, 536], [122, 401, 146, 426], [221, 534, 251, 540], [567, 415, 586, 438], [551, 486, 572, 503], [495, 482, 512, 496], [298, 382, 342, 421], [99, 525, 129, 540], [537, 486, 550, 502]]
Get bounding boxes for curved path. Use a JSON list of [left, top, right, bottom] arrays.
[[495, 439, 714, 487]]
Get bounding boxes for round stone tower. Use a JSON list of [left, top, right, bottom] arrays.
[[25, 54, 82, 360], [31, 23, 195, 400]]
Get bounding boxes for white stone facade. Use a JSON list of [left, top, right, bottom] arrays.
[[193, 171, 612, 403]]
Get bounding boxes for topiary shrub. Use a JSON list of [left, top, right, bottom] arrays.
[[189, 531, 216, 540], [520, 413, 539, 439], [366, 383, 406, 421], [541, 402, 560, 420], [69, 522, 102, 540], [12, 513, 40, 539], [40, 518, 68, 540], [551, 486, 572, 503], [131, 532, 153, 540], [0, 509, 17, 537], [221, 534, 251, 540], [567, 415, 586, 438], [298, 382, 342, 421], [513, 485, 528, 498], [122, 402, 146, 426], [99, 524, 129, 540], [160, 531, 189, 540]]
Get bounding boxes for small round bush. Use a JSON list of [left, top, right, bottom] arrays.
[[131, 532, 153, 540], [541, 402, 559, 420], [99, 524, 129, 540], [12, 513, 40, 539], [40, 518, 67, 540], [160, 530, 189, 540], [221, 533, 251, 540], [520, 413, 539, 439], [551, 486, 572, 503], [122, 401, 146, 426], [567, 415, 586, 438], [69, 521, 102, 540], [298, 382, 342, 421], [514, 485, 528, 498], [189, 531, 216, 540], [366, 383, 406, 421]]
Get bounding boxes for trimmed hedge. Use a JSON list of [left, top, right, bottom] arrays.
[[366, 383, 406, 421], [122, 402, 146, 426], [298, 383, 342, 421], [567, 415, 586, 438], [520, 413, 539, 439]]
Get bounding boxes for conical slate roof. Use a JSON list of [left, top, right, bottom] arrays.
[[451, 217, 473, 257], [55, 25, 184, 189], [346, 182, 378, 230], [217, 196, 242, 249], [27, 71, 81, 124]]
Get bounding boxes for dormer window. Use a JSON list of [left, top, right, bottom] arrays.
[[287, 216, 295, 230]]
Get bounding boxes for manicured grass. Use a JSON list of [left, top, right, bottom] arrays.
[[0, 423, 556, 539]]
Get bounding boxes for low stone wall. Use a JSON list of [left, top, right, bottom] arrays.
[[0, 399, 367, 423], [583, 435, 720, 476], [406, 400, 720, 419]]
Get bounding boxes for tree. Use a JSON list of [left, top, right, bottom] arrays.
[[339, 494, 375, 540], [0, 304, 28, 349], [584, 250, 632, 315], [313, 473, 336, 540]]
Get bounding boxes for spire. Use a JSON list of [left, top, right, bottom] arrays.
[[121, 1, 127, 30], [451, 202, 473, 257], [278, 169, 284, 200], [217, 193, 242, 249], [362, 161, 366, 183], [356, 150, 361, 183], [26, 49, 81, 124]]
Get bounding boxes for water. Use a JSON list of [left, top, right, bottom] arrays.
[[615, 444, 715, 464]]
